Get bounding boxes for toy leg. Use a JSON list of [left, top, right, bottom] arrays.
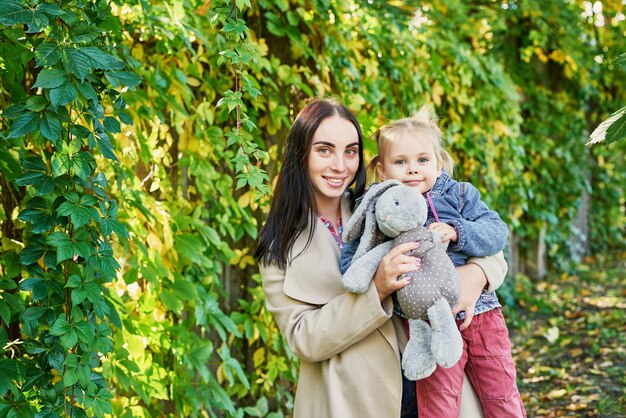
[[428, 298, 463, 368], [402, 319, 436, 380]]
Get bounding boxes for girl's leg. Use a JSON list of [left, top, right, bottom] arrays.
[[415, 340, 467, 418], [464, 308, 527, 418]]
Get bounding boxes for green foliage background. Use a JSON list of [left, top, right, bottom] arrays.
[[0, 0, 624, 416]]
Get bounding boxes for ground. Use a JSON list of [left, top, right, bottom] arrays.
[[507, 254, 626, 417]]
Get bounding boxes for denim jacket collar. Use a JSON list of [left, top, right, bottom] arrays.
[[428, 168, 451, 197]]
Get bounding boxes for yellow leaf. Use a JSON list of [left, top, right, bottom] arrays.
[[549, 50, 565, 63], [431, 81, 444, 107], [535, 47, 549, 63], [253, 347, 266, 368], [239, 255, 256, 269], [493, 120, 511, 136], [186, 77, 201, 87], [255, 37, 269, 57], [146, 232, 163, 254], [216, 364, 225, 383], [238, 191, 251, 209], [547, 389, 568, 399], [132, 44, 144, 61]]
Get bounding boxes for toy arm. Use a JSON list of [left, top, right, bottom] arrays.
[[343, 241, 394, 293], [449, 182, 508, 256]]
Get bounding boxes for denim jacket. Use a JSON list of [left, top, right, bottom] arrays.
[[340, 170, 508, 318]]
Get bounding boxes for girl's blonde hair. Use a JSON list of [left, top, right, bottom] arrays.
[[368, 105, 455, 180]]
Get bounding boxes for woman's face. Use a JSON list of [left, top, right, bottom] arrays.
[[307, 115, 360, 208]]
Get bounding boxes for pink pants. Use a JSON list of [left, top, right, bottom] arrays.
[[416, 308, 526, 418]]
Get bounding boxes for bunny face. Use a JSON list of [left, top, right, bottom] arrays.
[[375, 185, 428, 238]]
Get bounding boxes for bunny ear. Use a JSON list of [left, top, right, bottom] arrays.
[[343, 180, 401, 243], [343, 179, 402, 259]]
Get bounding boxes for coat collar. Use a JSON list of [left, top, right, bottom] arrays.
[[283, 192, 353, 305]]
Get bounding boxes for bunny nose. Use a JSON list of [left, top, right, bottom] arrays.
[[384, 215, 391, 222]]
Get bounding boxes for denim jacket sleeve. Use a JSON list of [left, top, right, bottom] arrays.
[[339, 238, 360, 274], [448, 182, 508, 256]]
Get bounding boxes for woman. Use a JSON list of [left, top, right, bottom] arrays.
[[255, 98, 507, 417]]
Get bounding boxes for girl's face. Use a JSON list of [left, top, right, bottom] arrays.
[[377, 129, 442, 194], [307, 115, 360, 208]]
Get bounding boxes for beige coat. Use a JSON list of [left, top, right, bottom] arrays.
[[260, 195, 506, 418]]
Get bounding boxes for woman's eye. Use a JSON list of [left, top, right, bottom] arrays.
[[319, 148, 331, 154], [345, 148, 357, 156]]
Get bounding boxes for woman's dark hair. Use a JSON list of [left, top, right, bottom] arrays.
[[254, 97, 366, 269]]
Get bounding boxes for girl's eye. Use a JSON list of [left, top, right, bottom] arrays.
[[394, 160, 405, 165], [418, 157, 429, 163]]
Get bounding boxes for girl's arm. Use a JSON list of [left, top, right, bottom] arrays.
[[452, 251, 508, 330], [448, 182, 508, 256]]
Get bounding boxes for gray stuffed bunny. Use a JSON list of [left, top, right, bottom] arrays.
[[342, 179, 463, 380]]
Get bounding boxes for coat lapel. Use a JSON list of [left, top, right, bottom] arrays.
[[284, 193, 400, 358]]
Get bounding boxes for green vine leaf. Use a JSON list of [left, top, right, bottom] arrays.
[[25, 96, 48, 112], [32, 68, 68, 89], [49, 317, 78, 349], [84, 387, 114, 416], [50, 82, 78, 107], [57, 192, 99, 228], [95, 132, 118, 161], [35, 43, 62, 67], [0, 1, 49, 32], [7, 111, 39, 138], [104, 71, 142, 89], [64, 48, 93, 82], [18, 196, 55, 233], [605, 108, 626, 145], [81, 46, 125, 70], [19, 235, 51, 266], [46, 230, 90, 264], [39, 112, 63, 144]]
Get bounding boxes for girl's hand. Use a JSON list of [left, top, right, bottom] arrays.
[[373, 242, 421, 302], [428, 222, 457, 243], [452, 263, 488, 330]]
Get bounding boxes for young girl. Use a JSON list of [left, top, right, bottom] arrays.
[[356, 106, 526, 417]]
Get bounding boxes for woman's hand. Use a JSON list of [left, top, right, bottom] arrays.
[[373, 242, 420, 302], [452, 263, 488, 331]]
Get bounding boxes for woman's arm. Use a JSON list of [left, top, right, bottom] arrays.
[[261, 262, 393, 363], [467, 250, 508, 292], [452, 251, 508, 330], [260, 242, 420, 363]]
